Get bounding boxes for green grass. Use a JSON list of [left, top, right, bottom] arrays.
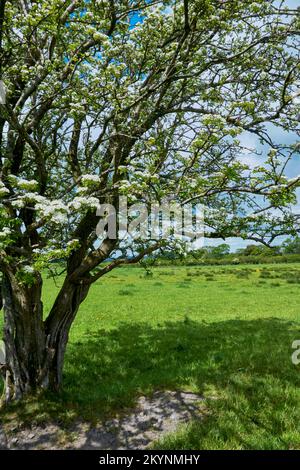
[[1, 263, 300, 449]]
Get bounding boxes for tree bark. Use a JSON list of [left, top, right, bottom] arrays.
[[1, 272, 45, 402], [44, 278, 90, 391], [0, 271, 90, 402]]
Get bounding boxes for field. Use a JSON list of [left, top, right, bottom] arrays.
[[1, 263, 300, 449]]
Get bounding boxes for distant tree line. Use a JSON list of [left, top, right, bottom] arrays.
[[151, 236, 300, 266]]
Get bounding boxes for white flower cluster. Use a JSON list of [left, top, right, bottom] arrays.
[[93, 31, 109, 44], [0, 182, 9, 198], [10, 186, 102, 226], [22, 265, 35, 274], [118, 170, 160, 194], [0, 227, 11, 239], [9, 176, 38, 191], [118, 180, 145, 194], [39, 200, 68, 224], [80, 174, 101, 189], [81, 174, 100, 183], [189, 179, 198, 189], [12, 192, 42, 209], [32, 239, 79, 258], [12, 193, 69, 224], [248, 213, 261, 220], [67, 238, 80, 248], [70, 196, 100, 211]]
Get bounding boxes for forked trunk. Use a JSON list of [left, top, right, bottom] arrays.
[[0, 273, 90, 403]]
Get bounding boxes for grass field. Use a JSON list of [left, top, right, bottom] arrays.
[[1, 263, 300, 449]]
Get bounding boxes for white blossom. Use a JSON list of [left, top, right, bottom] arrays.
[[70, 197, 100, 211], [81, 174, 100, 183], [0, 227, 11, 238], [0, 183, 9, 197], [22, 265, 35, 274]]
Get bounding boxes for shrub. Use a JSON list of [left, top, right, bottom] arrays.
[[118, 289, 134, 296]]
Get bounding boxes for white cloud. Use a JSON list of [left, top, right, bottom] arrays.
[[238, 132, 262, 169]]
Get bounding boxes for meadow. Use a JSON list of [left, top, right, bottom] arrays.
[[1, 263, 300, 449]]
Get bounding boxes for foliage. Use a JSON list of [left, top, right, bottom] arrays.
[[0, 0, 299, 283], [237, 244, 281, 257], [282, 236, 300, 254]]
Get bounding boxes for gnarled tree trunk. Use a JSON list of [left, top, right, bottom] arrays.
[[0, 272, 90, 402], [44, 279, 90, 391], [1, 272, 45, 402]]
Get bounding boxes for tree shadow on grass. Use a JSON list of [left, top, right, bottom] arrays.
[[65, 317, 300, 417], [1, 317, 300, 449]]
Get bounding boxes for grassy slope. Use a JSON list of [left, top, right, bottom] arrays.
[[1, 263, 300, 449]]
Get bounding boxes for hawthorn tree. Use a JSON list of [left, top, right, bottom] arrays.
[[0, 0, 299, 402]]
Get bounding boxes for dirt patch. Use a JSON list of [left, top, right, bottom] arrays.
[[2, 391, 205, 450]]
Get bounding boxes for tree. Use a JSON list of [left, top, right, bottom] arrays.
[[190, 243, 230, 260], [282, 236, 300, 254], [0, 0, 299, 402], [238, 244, 281, 256], [208, 244, 231, 258]]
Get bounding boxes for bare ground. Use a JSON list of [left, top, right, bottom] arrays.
[[0, 391, 205, 450]]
